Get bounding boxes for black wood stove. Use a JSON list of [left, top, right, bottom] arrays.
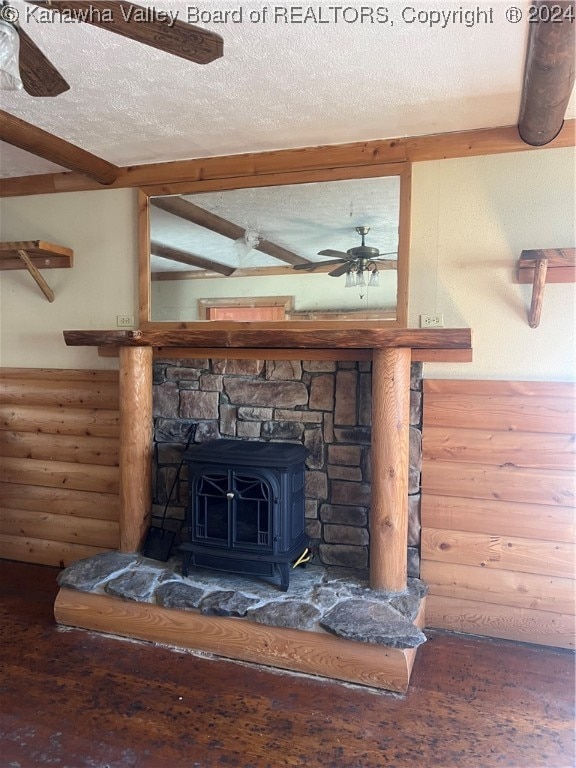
[[180, 439, 309, 591]]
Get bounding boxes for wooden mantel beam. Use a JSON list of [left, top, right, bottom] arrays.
[[0, 110, 120, 185], [63, 326, 472, 351], [518, 1, 576, 146]]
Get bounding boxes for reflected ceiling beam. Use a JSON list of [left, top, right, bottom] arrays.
[[151, 260, 397, 281], [0, 110, 119, 185], [518, 1, 575, 146], [151, 197, 311, 266], [150, 241, 235, 276]]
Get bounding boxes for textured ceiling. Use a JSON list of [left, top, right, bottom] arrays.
[[150, 175, 400, 272], [2, 0, 574, 179]]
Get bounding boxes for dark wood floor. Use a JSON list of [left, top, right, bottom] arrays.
[[1, 560, 574, 768]]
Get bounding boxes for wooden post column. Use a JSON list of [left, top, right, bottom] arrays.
[[119, 346, 153, 552], [370, 347, 411, 592]]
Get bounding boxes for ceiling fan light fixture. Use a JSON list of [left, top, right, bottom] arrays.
[[234, 228, 262, 267], [368, 267, 380, 287], [345, 270, 356, 288], [0, 19, 22, 91], [356, 270, 366, 287]]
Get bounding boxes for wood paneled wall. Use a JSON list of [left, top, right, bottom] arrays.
[[0, 369, 120, 566], [421, 380, 575, 650]]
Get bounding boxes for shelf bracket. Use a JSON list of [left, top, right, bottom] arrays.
[[517, 248, 575, 329], [17, 249, 55, 303], [527, 257, 548, 329], [0, 240, 73, 303]]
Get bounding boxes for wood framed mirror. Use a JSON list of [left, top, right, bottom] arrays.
[[138, 161, 411, 328]]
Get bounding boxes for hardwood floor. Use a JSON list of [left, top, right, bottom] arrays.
[[1, 560, 574, 768]]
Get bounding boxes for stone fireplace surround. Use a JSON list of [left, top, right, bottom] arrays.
[[58, 324, 472, 691], [152, 357, 424, 578]]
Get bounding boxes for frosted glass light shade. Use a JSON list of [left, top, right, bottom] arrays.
[[0, 21, 22, 91]]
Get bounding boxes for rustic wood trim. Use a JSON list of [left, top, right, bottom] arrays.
[[0, 368, 118, 381], [0, 534, 109, 568], [118, 347, 153, 553], [0, 404, 120, 438], [396, 164, 411, 328], [422, 461, 575, 507], [16, 249, 55, 302], [0, 508, 119, 549], [0, 379, 119, 409], [54, 587, 422, 692], [0, 430, 119, 466], [138, 189, 151, 327], [97, 346, 471, 363], [421, 495, 576, 544], [140, 163, 409, 330], [515, 248, 576, 327], [0, 482, 119, 521], [426, 594, 575, 650], [421, 560, 575, 616], [65, 326, 472, 350], [423, 379, 575, 397], [422, 527, 575, 579], [0, 241, 74, 269], [422, 426, 575, 470], [424, 392, 575, 434], [0, 456, 119, 495], [370, 348, 410, 591], [518, 1, 576, 146], [151, 260, 399, 282], [0, 110, 119, 186], [1, 122, 574, 198]]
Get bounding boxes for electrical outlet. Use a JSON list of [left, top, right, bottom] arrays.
[[420, 313, 444, 328], [116, 314, 134, 328]]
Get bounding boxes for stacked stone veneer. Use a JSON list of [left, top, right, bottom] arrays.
[[152, 358, 423, 577]]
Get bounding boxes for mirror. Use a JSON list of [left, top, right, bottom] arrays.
[[139, 164, 410, 327]]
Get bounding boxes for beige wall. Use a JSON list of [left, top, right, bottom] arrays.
[[411, 148, 575, 380], [1, 146, 574, 379], [0, 189, 137, 369]]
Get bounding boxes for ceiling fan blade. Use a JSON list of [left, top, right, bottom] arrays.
[[17, 27, 70, 97], [318, 249, 349, 258], [27, 1, 224, 65], [292, 259, 349, 271], [374, 251, 398, 258], [328, 263, 352, 277]]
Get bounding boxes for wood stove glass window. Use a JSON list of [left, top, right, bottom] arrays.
[[195, 472, 272, 551]]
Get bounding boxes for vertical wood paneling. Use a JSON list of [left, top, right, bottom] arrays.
[[0, 368, 120, 565], [422, 379, 575, 649]]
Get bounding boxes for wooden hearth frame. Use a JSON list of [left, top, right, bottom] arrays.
[[64, 323, 472, 593]]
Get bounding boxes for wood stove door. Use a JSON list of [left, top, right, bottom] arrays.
[[191, 470, 275, 553]]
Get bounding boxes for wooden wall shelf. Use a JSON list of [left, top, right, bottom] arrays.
[[517, 248, 575, 328], [0, 240, 74, 302]]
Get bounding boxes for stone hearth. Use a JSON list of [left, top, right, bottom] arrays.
[[58, 552, 428, 650]]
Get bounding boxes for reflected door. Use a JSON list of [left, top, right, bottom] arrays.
[[206, 306, 286, 321]]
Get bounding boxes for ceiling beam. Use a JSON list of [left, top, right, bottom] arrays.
[[518, 1, 575, 146], [0, 111, 119, 185], [151, 197, 311, 266], [0, 122, 574, 198], [150, 242, 235, 276]]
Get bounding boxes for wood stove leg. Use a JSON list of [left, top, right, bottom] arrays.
[[119, 346, 153, 553], [370, 347, 411, 592]]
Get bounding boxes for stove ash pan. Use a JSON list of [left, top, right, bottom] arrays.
[[181, 440, 309, 591]]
